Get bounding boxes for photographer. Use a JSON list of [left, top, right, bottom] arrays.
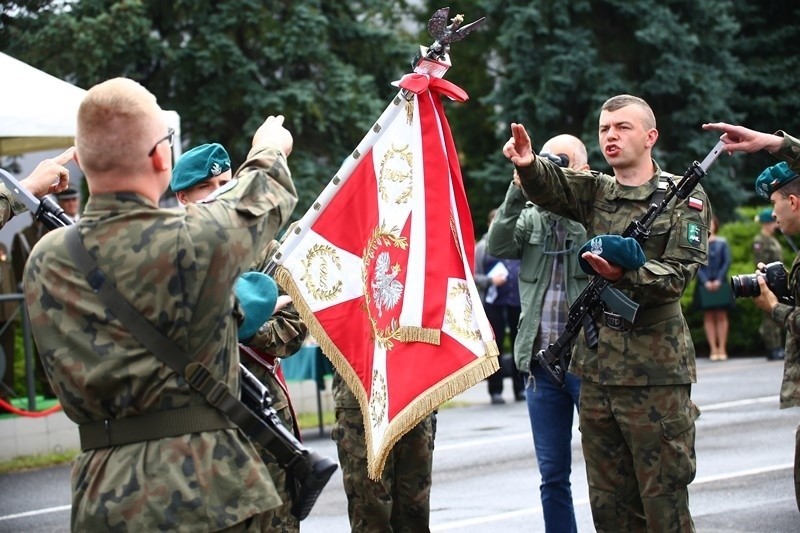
[[704, 121, 800, 511]]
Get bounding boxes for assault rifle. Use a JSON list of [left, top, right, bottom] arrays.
[[532, 141, 726, 387], [0, 168, 337, 520]]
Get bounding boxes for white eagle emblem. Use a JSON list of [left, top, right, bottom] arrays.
[[371, 251, 403, 318], [210, 162, 223, 176], [589, 237, 604, 256]]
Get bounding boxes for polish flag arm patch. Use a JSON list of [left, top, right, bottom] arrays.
[[688, 197, 704, 211]]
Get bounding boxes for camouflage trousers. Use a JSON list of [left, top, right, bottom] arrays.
[[579, 382, 700, 533], [759, 313, 784, 351], [331, 407, 436, 533]]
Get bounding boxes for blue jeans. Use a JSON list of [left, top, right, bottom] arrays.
[[526, 363, 581, 533]]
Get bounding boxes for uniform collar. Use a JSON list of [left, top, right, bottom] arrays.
[[82, 192, 161, 220], [609, 159, 663, 201]]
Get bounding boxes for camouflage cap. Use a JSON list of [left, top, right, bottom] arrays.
[[234, 272, 278, 343], [170, 143, 232, 192], [755, 161, 799, 200], [578, 235, 646, 276], [756, 207, 775, 224]]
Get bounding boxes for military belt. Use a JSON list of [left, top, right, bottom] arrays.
[[79, 405, 234, 451], [604, 300, 682, 331]]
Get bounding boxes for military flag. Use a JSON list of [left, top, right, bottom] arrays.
[[273, 47, 497, 479]]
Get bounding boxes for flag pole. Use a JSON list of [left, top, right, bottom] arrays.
[[269, 8, 486, 272]]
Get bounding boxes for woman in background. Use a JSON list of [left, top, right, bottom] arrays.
[[693, 216, 734, 360]]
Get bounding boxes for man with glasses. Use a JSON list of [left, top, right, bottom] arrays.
[[22, 77, 298, 531], [487, 134, 589, 533]]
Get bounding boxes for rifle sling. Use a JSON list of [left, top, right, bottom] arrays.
[[64, 227, 274, 451]]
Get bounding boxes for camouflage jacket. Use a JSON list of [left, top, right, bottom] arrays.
[[771, 131, 800, 409], [0, 183, 27, 228], [753, 233, 783, 266], [23, 145, 297, 531], [517, 158, 710, 386]]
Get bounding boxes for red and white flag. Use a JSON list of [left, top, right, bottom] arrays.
[[274, 65, 498, 479]]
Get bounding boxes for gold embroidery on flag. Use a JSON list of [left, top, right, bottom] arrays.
[[369, 370, 388, 427], [405, 99, 414, 125], [444, 282, 481, 342], [378, 144, 413, 204], [300, 244, 343, 301]]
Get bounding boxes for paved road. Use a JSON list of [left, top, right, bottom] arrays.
[[0, 356, 797, 532]]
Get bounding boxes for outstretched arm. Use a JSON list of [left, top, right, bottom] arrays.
[[503, 123, 536, 167], [702, 122, 783, 154]]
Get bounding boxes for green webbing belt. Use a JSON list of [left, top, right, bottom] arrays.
[[79, 405, 232, 450], [64, 227, 270, 451]]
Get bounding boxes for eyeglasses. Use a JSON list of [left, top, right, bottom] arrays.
[[148, 127, 175, 157]]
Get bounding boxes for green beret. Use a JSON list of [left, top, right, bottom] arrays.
[[755, 162, 799, 200], [756, 207, 775, 224], [578, 235, 646, 276], [234, 272, 278, 343], [170, 143, 231, 192]]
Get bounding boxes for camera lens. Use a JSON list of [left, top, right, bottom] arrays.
[[730, 274, 761, 299]]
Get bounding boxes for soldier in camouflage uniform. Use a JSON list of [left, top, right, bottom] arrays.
[[331, 372, 436, 532], [753, 207, 786, 360], [0, 147, 73, 228], [172, 145, 307, 532], [505, 95, 709, 531], [703, 120, 800, 512], [22, 78, 298, 531]]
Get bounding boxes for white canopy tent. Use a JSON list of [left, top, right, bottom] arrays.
[[0, 53, 182, 246], [0, 52, 181, 157], [0, 52, 87, 156]]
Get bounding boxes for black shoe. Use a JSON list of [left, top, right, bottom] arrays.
[[514, 392, 526, 402], [767, 349, 785, 361], [490, 393, 505, 405]]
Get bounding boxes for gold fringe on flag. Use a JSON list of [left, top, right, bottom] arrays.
[[275, 265, 500, 480]]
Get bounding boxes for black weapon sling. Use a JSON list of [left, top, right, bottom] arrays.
[[64, 226, 288, 458]]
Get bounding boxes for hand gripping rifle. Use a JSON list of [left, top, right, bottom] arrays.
[[0, 168, 337, 521], [532, 140, 726, 387]]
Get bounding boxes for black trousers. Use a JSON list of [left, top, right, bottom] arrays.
[[484, 303, 523, 396]]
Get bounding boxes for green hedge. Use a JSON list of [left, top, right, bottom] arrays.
[[680, 206, 795, 356]]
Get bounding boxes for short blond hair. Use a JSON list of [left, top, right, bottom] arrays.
[[76, 78, 160, 175], [601, 94, 656, 130]]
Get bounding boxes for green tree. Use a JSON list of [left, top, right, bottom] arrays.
[[472, 0, 746, 222], [1, 0, 417, 213], [727, 1, 800, 191]]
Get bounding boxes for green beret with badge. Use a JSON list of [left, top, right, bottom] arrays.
[[756, 207, 775, 224], [578, 235, 647, 276], [755, 161, 799, 200], [170, 143, 232, 192], [234, 271, 278, 343]]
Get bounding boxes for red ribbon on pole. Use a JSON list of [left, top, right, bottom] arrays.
[[398, 73, 469, 102]]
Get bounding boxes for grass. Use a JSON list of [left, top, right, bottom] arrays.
[[0, 449, 77, 474]]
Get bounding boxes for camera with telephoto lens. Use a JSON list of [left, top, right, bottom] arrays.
[[730, 261, 793, 304]]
